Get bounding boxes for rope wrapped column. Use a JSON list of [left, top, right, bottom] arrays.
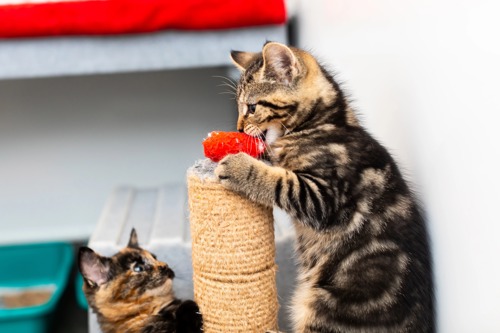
[[187, 160, 278, 332]]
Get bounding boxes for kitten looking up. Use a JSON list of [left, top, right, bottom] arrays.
[[78, 229, 203, 333]]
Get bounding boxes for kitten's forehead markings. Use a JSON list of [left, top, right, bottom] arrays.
[[120, 248, 159, 266], [141, 251, 155, 262]]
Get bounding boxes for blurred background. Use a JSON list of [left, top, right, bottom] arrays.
[[1, 0, 499, 332]]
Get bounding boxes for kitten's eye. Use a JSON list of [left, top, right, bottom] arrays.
[[132, 260, 146, 273], [247, 104, 257, 114]]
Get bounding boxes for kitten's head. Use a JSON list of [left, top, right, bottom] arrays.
[[230, 42, 339, 144], [78, 229, 175, 314]]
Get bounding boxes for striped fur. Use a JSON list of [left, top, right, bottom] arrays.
[[78, 229, 203, 333], [215, 42, 434, 332]]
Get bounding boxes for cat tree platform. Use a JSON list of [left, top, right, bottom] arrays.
[[86, 183, 296, 333]]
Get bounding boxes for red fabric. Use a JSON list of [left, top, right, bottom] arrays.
[[203, 131, 265, 162], [0, 0, 286, 38]]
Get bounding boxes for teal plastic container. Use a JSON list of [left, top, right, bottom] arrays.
[[75, 273, 88, 310], [0, 242, 73, 333]]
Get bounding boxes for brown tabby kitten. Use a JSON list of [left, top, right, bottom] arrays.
[[215, 42, 434, 332], [78, 229, 203, 333]]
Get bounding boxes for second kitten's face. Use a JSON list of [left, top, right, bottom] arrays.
[[78, 229, 175, 313]]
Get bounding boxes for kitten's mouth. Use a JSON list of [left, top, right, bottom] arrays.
[[262, 126, 281, 145], [246, 127, 279, 145], [244, 128, 267, 142]]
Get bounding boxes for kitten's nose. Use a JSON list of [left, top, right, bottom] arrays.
[[238, 128, 244, 133], [160, 265, 175, 278]]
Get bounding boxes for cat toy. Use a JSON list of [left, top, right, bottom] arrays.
[[202, 130, 265, 162], [187, 131, 278, 332]]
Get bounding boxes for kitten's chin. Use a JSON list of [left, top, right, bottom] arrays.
[[146, 279, 173, 297], [264, 126, 282, 145]]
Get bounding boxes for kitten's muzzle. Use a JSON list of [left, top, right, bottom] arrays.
[[160, 265, 175, 279], [244, 128, 267, 140]]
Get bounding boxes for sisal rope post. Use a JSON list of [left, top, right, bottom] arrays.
[[187, 160, 279, 333]]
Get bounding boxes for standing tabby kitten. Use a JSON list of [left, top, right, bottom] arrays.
[[215, 42, 434, 332], [78, 229, 203, 333]]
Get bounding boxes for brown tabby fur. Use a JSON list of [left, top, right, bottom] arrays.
[[78, 229, 202, 333], [215, 42, 434, 332]]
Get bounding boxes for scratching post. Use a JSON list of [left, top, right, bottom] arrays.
[[187, 160, 278, 333]]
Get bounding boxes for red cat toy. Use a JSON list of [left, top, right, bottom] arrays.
[[203, 131, 265, 162]]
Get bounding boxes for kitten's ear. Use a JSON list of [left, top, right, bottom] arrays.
[[128, 228, 140, 248], [78, 247, 110, 287], [262, 42, 301, 86], [230, 50, 258, 71]]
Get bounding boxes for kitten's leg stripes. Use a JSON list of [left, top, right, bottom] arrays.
[[216, 152, 329, 227]]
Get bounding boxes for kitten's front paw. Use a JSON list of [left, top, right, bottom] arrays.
[[214, 152, 255, 192], [176, 300, 203, 333]]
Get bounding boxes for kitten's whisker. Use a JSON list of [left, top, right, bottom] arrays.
[[215, 76, 238, 101], [218, 91, 236, 100], [279, 121, 292, 135], [214, 75, 237, 87], [277, 110, 294, 134], [244, 127, 259, 159], [212, 75, 237, 89], [251, 132, 260, 159], [256, 127, 276, 159], [217, 83, 237, 91]]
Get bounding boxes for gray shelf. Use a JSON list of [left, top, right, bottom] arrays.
[[0, 25, 287, 79]]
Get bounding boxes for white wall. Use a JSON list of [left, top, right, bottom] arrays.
[[297, 0, 500, 331]]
